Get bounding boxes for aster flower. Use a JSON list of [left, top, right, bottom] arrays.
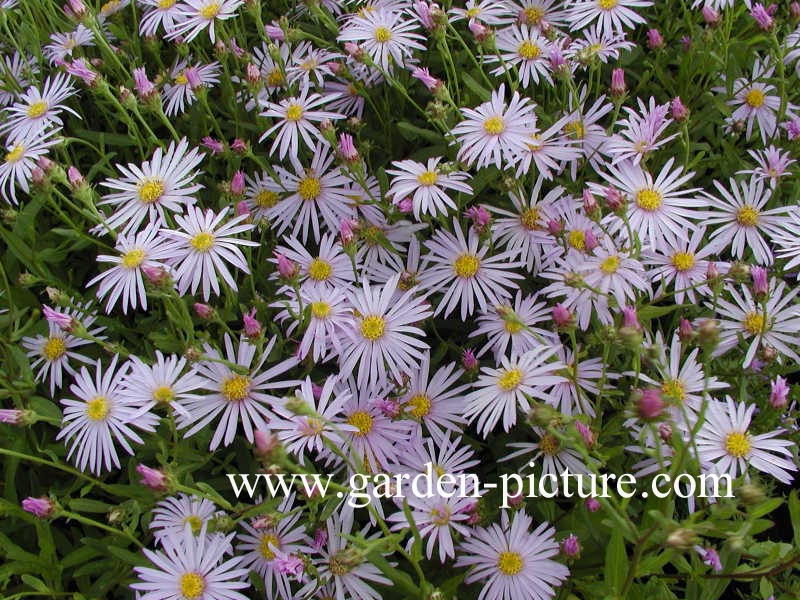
[[641, 227, 717, 304], [177, 334, 299, 450], [87, 222, 172, 314], [737, 145, 795, 189], [386, 157, 473, 220], [449, 0, 514, 25], [511, 0, 569, 28], [724, 57, 780, 145], [119, 351, 204, 419], [338, 273, 432, 389], [455, 511, 569, 600], [504, 426, 593, 477], [0, 51, 39, 107], [561, 89, 613, 177], [355, 214, 427, 272], [545, 344, 612, 417], [267, 144, 355, 244], [604, 97, 678, 165], [165, 0, 244, 44], [0, 129, 61, 205], [149, 494, 224, 543], [243, 170, 283, 225], [567, 0, 652, 34], [22, 301, 104, 396], [236, 494, 307, 600], [337, 7, 425, 73], [512, 114, 582, 180], [1, 73, 78, 140], [452, 85, 537, 170], [566, 24, 634, 64], [271, 233, 355, 292], [99, 137, 204, 234], [581, 240, 652, 323], [286, 41, 343, 87], [43, 24, 94, 64], [694, 397, 797, 484], [540, 252, 597, 330], [489, 24, 553, 87], [420, 219, 524, 320], [162, 59, 221, 117], [56, 356, 155, 475], [711, 278, 800, 367], [258, 82, 344, 161], [132, 524, 248, 600], [139, 0, 184, 37], [464, 346, 566, 437], [702, 176, 789, 265], [160, 206, 258, 301]]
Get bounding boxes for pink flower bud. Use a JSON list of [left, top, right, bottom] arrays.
[[42, 304, 74, 330], [791, 1, 800, 18], [547, 219, 563, 235], [37, 156, 54, 172], [235, 200, 250, 219], [340, 218, 358, 245], [133, 67, 156, 100], [311, 527, 327, 552], [637, 388, 664, 420], [68, 0, 87, 17], [507, 490, 524, 508], [411, 66, 441, 92], [751, 265, 768, 298], [605, 185, 624, 210], [469, 20, 490, 42], [552, 303, 573, 328], [328, 61, 344, 75], [586, 498, 601, 512], [770, 375, 790, 408], [562, 533, 581, 558], [338, 133, 359, 161], [582, 189, 598, 214], [751, 3, 774, 30], [550, 44, 568, 73], [136, 464, 167, 491], [22, 496, 54, 518], [67, 166, 84, 188], [0, 409, 25, 425], [374, 397, 401, 418], [659, 422, 673, 442], [397, 197, 414, 213], [274, 553, 305, 578], [264, 24, 284, 41], [243, 308, 262, 338], [230, 171, 245, 196], [610, 68, 626, 97], [311, 383, 323, 400], [246, 63, 261, 83], [702, 5, 720, 25], [462, 348, 478, 370], [575, 421, 595, 448], [671, 96, 689, 122], [275, 252, 298, 279], [184, 67, 202, 89], [414, 0, 435, 29], [142, 265, 168, 285], [254, 430, 278, 456], [647, 29, 664, 49], [344, 42, 364, 59], [201, 137, 224, 154], [583, 229, 598, 252], [31, 166, 46, 185], [228, 37, 244, 58], [706, 261, 720, 281], [678, 317, 694, 342], [193, 303, 214, 319], [681, 36, 691, 51], [622, 305, 641, 331], [230, 138, 247, 154], [65, 58, 98, 86], [465, 205, 491, 230]]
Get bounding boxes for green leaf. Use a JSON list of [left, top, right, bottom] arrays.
[[749, 497, 783, 519], [20, 574, 49, 593], [604, 530, 626, 596], [789, 490, 800, 543], [396, 121, 442, 144], [69, 498, 113, 513], [461, 71, 491, 102]]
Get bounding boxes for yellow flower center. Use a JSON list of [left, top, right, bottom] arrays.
[[407, 394, 431, 418], [255, 189, 279, 208], [600, 255, 620, 274], [175, 72, 188, 85], [497, 367, 523, 391], [43, 336, 66, 361], [636, 188, 662, 211], [26, 100, 48, 118], [483, 115, 506, 135], [453, 253, 480, 278], [200, 2, 219, 19], [539, 433, 560, 456], [497, 551, 524, 575], [725, 431, 751, 458], [286, 103, 303, 121], [122, 248, 145, 269], [5, 144, 24, 163], [100, 0, 119, 15], [661, 378, 686, 402], [157, 0, 175, 8], [430, 505, 452, 526], [260, 532, 281, 560], [267, 68, 285, 87], [598, 0, 617, 10], [347, 410, 374, 435], [189, 231, 214, 252], [221, 375, 251, 401], [524, 6, 544, 23], [179, 572, 205, 599], [526, 134, 543, 152], [183, 515, 203, 535], [568, 229, 586, 250], [565, 120, 585, 139], [742, 311, 766, 336], [504, 318, 523, 334], [138, 179, 164, 204], [745, 89, 765, 108], [298, 176, 321, 201], [465, 7, 481, 18], [308, 258, 332, 281], [736, 205, 759, 227], [417, 170, 438, 186], [374, 26, 392, 42], [310, 301, 331, 318], [153, 385, 175, 404], [520, 207, 540, 230], [360, 315, 386, 341], [671, 251, 695, 271], [86, 396, 110, 421], [518, 41, 540, 60]]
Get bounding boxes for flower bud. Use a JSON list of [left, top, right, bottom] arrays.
[[702, 5, 720, 25], [636, 388, 664, 420], [610, 68, 626, 98], [243, 308, 262, 338], [22, 496, 55, 518], [462, 348, 478, 371], [582, 188, 598, 215], [737, 482, 765, 506], [751, 3, 774, 31], [552, 303, 573, 329], [136, 464, 168, 491], [67, 166, 85, 189], [254, 430, 279, 457], [575, 421, 596, 448], [698, 318, 719, 348], [547, 218, 563, 236], [397, 197, 414, 214], [142, 265, 169, 286], [201, 137, 225, 154], [678, 317, 694, 342], [769, 376, 790, 409], [647, 29, 664, 49], [469, 20, 490, 42], [43, 304, 75, 331], [750, 265, 768, 299], [666, 528, 695, 551], [791, 1, 800, 18], [230, 138, 248, 154], [275, 252, 298, 279], [337, 133, 359, 162], [193, 303, 214, 320], [586, 498, 601, 512], [671, 96, 689, 122], [562, 533, 581, 558], [658, 422, 673, 442]]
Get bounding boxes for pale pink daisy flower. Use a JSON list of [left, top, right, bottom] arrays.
[[456, 511, 569, 600], [386, 157, 473, 220], [420, 218, 524, 320], [725, 57, 780, 144], [178, 334, 300, 450], [737, 145, 795, 189], [87, 222, 173, 314], [165, 0, 244, 44], [149, 493, 224, 543], [0, 72, 78, 140], [504, 426, 593, 477], [270, 233, 356, 292], [604, 97, 678, 165], [56, 356, 155, 475], [512, 114, 582, 180], [546, 344, 611, 417], [243, 170, 283, 225], [139, 0, 184, 37], [119, 351, 204, 419], [43, 24, 95, 64], [337, 7, 426, 73], [162, 59, 221, 117], [286, 41, 343, 88], [339, 273, 432, 390], [449, 0, 514, 25], [540, 252, 598, 330], [451, 84, 538, 170], [258, 82, 344, 161], [566, 24, 635, 64], [702, 176, 790, 265], [161, 206, 258, 301], [0, 129, 61, 205], [567, 0, 652, 34], [561, 89, 613, 177], [641, 227, 717, 304], [512, 0, 569, 27], [489, 24, 554, 87], [0, 51, 39, 107]]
